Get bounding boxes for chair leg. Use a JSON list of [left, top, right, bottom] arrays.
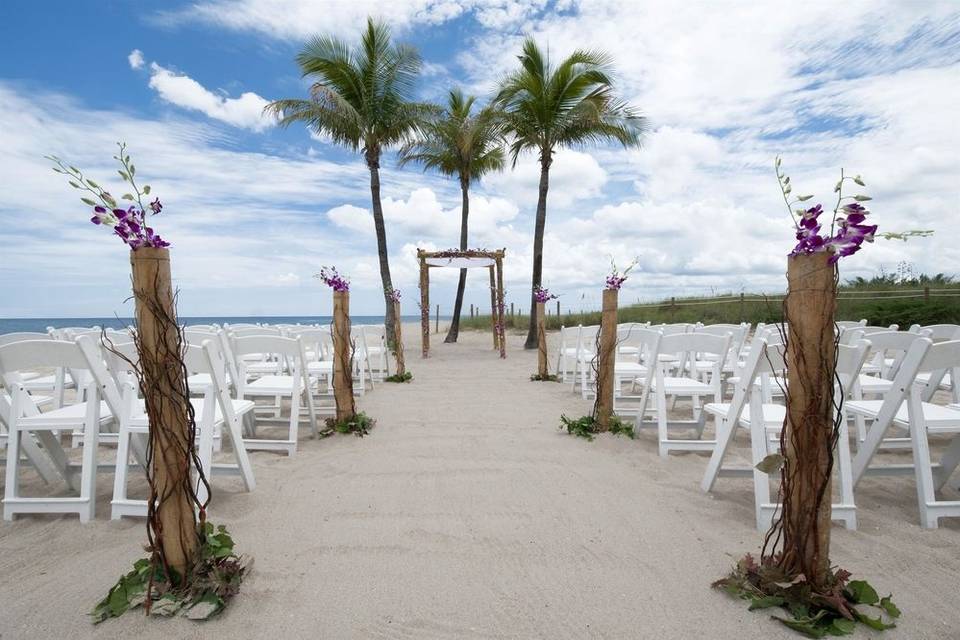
[[836, 418, 858, 530], [79, 404, 100, 523], [657, 386, 669, 458], [3, 427, 22, 520], [908, 411, 940, 529], [111, 423, 132, 520]]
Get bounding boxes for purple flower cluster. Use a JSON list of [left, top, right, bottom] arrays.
[[792, 202, 877, 264], [319, 266, 350, 292], [386, 287, 401, 303], [533, 286, 556, 303], [605, 274, 628, 290], [91, 202, 169, 249]]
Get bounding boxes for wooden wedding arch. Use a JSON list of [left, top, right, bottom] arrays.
[[417, 248, 506, 359]]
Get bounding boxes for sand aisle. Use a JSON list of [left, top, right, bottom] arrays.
[[0, 328, 957, 639]]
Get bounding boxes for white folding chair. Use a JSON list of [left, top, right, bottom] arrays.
[[571, 325, 600, 399], [234, 335, 318, 456], [648, 331, 731, 457], [613, 327, 661, 419], [554, 325, 581, 382], [1, 339, 108, 522], [849, 338, 960, 528]]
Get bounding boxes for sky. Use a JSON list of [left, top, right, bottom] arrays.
[[0, 0, 958, 319]]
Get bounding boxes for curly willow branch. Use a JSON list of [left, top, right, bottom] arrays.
[[329, 314, 356, 420], [103, 272, 208, 606]]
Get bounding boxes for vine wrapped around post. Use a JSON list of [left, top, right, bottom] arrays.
[[332, 289, 356, 422], [536, 301, 547, 377], [392, 299, 405, 376]]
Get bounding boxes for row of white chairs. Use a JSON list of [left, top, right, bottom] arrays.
[[555, 320, 960, 530], [0, 319, 392, 522]]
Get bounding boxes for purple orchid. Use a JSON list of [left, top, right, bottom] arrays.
[[48, 143, 170, 250], [318, 266, 350, 292], [778, 158, 877, 264], [386, 287, 401, 303], [533, 286, 557, 303]]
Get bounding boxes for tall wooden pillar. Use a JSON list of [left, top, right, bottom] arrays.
[[489, 265, 498, 350], [419, 255, 429, 358], [781, 252, 837, 587], [536, 301, 547, 377], [130, 247, 197, 578], [393, 299, 405, 376], [595, 288, 618, 430], [496, 254, 506, 359], [332, 290, 355, 422]]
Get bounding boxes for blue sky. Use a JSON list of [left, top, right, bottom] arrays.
[[1, 0, 958, 318]]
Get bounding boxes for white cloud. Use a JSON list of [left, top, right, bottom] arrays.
[[127, 49, 144, 70], [155, 0, 548, 39], [146, 61, 274, 132], [484, 148, 608, 210]]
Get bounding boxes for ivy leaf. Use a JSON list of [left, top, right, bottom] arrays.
[[773, 616, 828, 638], [149, 595, 181, 617], [852, 609, 896, 631], [828, 618, 856, 635], [853, 195, 872, 201], [748, 595, 785, 610], [756, 453, 785, 474], [184, 593, 224, 620], [879, 595, 901, 618], [846, 580, 879, 605]]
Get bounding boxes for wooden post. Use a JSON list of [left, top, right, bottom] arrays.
[[924, 286, 930, 302], [130, 247, 196, 578], [781, 252, 837, 588], [496, 254, 506, 358], [511, 302, 515, 317], [392, 300, 405, 376], [489, 265, 498, 349], [556, 299, 560, 318], [739, 292, 745, 323], [536, 301, 547, 377], [332, 290, 355, 423], [470, 304, 474, 318], [435, 304, 439, 334], [670, 296, 676, 322], [419, 256, 429, 358], [595, 288, 618, 430]]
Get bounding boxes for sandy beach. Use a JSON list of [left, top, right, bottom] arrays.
[[1, 325, 957, 639]]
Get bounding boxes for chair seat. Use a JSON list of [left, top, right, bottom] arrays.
[[916, 370, 953, 390], [307, 361, 333, 374], [653, 376, 713, 394], [187, 373, 232, 390], [23, 374, 74, 391], [18, 401, 112, 430], [244, 375, 315, 396], [128, 398, 255, 430], [857, 374, 893, 395], [704, 402, 785, 429], [846, 400, 960, 431], [614, 362, 648, 376], [246, 361, 281, 374]]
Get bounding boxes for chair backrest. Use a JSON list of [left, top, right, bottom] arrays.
[[655, 323, 693, 336], [576, 325, 600, 354], [621, 327, 662, 365], [0, 339, 90, 376], [836, 339, 871, 395], [658, 331, 732, 360], [184, 329, 219, 345], [836, 319, 868, 330], [288, 327, 333, 362], [223, 323, 261, 330], [862, 330, 931, 380], [232, 335, 305, 360], [0, 332, 54, 347], [230, 326, 283, 338], [909, 324, 960, 342]]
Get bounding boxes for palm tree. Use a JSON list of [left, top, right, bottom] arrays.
[[265, 18, 426, 341], [398, 89, 506, 343], [496, 39, 647, 348]]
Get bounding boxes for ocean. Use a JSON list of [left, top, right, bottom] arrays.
[[0, 316, 430, 334]]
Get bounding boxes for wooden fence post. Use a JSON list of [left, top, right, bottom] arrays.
[[511, 302, 515, 317], [332, 289, 355, 423], [130, 247, 197, 578], [556, 299, 560, 318], [670, 296, 676, 322], [739, 292, 745, 323], [596, 288, 618, 430], [435, 304, 439, 334], [924, 286, 930, 302]]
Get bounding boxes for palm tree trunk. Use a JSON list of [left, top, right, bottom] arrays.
[[524, 154, 551, 349], [445, 180, 470, 343], [366, 148, 396, 340]]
